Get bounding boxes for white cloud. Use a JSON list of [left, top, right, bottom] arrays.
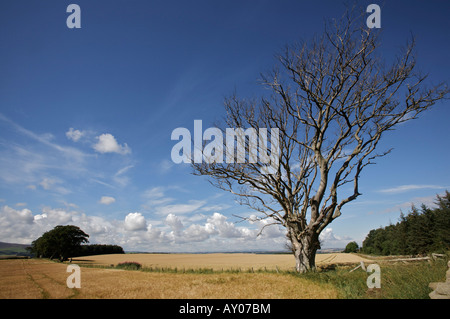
[[142, 187, 174, 207], [206, 212, 244, 238], [0, 113, 87, 164], [165, 213, 184, 235], [143, 187, 165, 199], [33, 213, 47, 222], [113, 165, 134, 187], [2, 206, 34, 224], [0, 131, 86, 189], [378, 184, 447, 194], [66, 128, 85, 142], [183, 223, 215, 242], [0, 206, 35, 244], [93, 133, 131, 155], [0, 204, 143, 247], [39, 178, 54, 190], [255, 218, 285, 239], [159, 159, 174, 173], [319, 228, 352, 248], [90, 178, 116, 189], [168, 212, 261, 244], [115, 165, 134, 176], [0, 205, 83, 244], [99, 196, 116, 205], [39, 207, 75, 225], [371, 192, 446, 215], [319, 228, 338, 242], [124, 212, 147, 231], [39, 178, 71, 195], [0, 202, 288, 252], [200, 203, 231, 212], [155, 200, 206, 216]]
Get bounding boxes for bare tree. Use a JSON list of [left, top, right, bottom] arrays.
[[192, 8, 448, 272]]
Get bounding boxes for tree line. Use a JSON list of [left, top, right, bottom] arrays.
[[29, 225, 124, 261], [73, 244, 124, 257], [362, 191, 450, 255]]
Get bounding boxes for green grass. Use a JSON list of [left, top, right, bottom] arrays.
[[115, 261, 142, 270], [375, 260, 448, 299], [298, 258, 449, 299], [0, 247, 30, 256]]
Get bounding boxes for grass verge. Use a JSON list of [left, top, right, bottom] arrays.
[[299, 258, 448, 299]]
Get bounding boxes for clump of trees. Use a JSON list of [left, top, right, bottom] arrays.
[[30, 225, 124, 261], [30, 225, 89, 261], [362, 192, 450, 255], [344, 241, 359, 253]]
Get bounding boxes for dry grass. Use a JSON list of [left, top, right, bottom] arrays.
[[74, 253, 295, 271], [0, 258, 338, 299], [78, 269, 338, 299], [72, 252, 374, 271]]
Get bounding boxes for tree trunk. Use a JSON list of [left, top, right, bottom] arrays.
[[289, 227, 320, 273]]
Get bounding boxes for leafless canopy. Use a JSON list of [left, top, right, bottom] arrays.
[[192, 9, 448, 268]]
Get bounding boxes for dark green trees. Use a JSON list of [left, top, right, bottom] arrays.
[[344, 241, 359, 253], [362, 191, 450, 255], [30, 225, 89, 261], [30, 225, 125, 260], [75, 244, 125, 256]]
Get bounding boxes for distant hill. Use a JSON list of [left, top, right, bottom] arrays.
[[317, 248, 344, 254], [0, 241, 32, 256]]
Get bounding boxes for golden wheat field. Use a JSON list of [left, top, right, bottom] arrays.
[[0, 253, 372, 299], [0, 258, 337, 299], [73, 252, 374, 271]]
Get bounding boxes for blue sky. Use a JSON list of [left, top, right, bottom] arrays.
[[0, 0, 449, 251]]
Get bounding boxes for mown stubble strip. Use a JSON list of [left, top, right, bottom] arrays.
[[0, 259, 80, 299]]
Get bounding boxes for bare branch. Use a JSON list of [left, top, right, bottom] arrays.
[[191, 5, 448, 272]]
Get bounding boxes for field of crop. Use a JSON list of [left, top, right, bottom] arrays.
[[72, 252, 374, 271], [1, 253, 446, 299], [0, 258, 338, 299]]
